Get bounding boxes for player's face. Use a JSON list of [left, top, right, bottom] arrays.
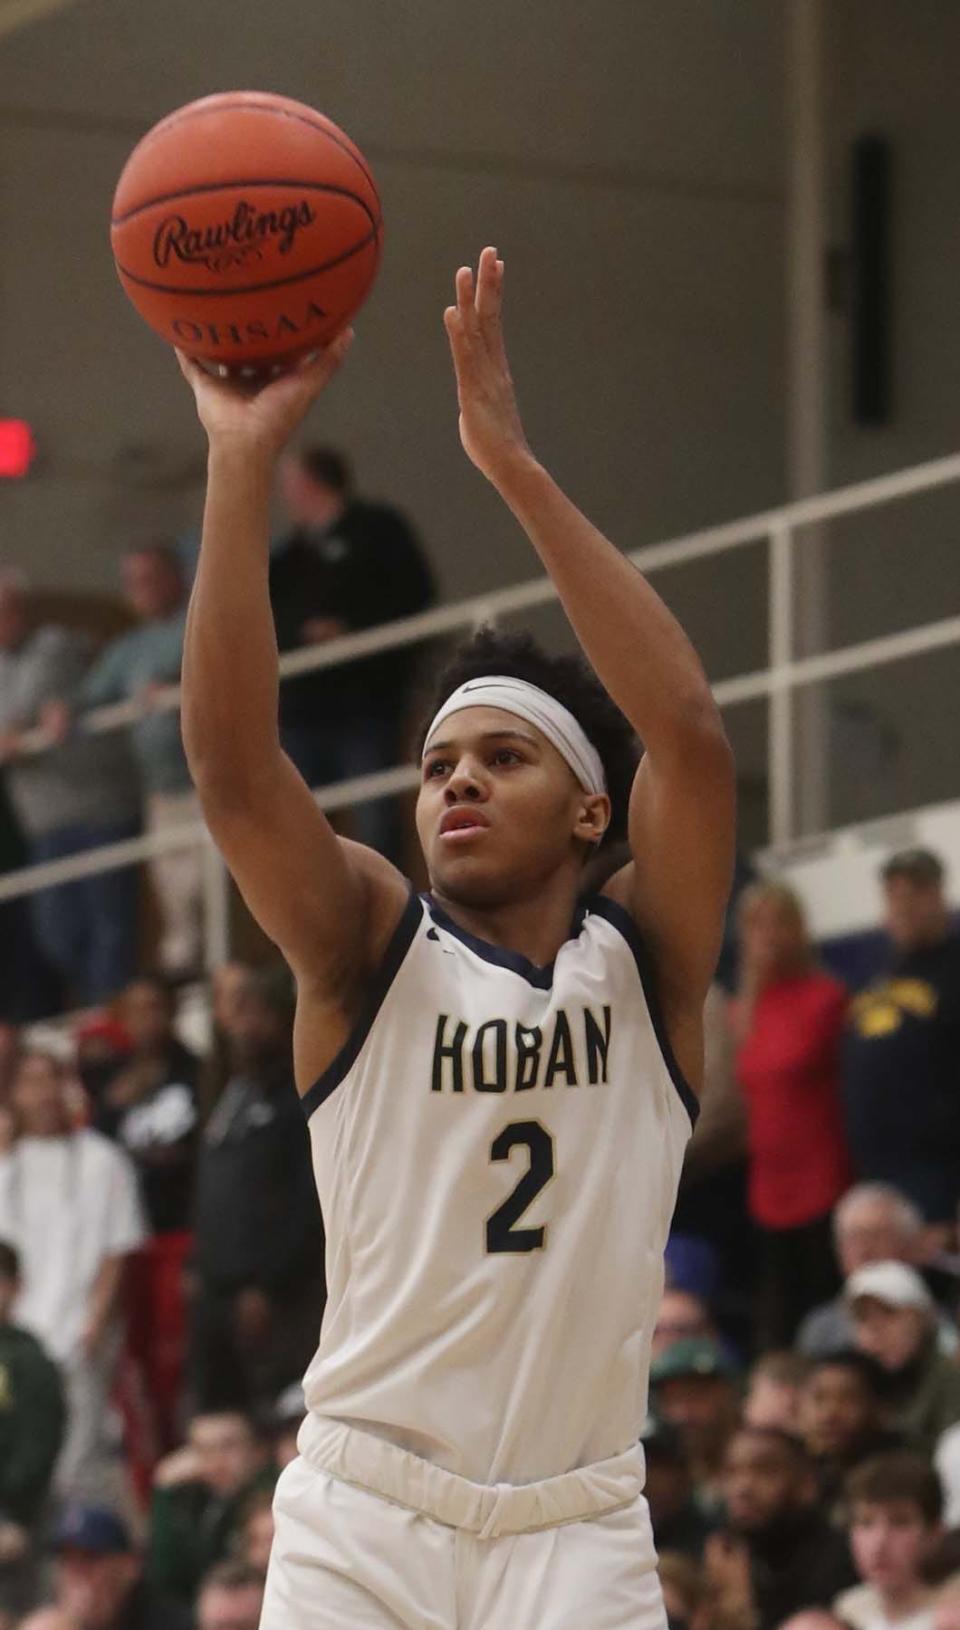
[[417, 706, 609, 907]]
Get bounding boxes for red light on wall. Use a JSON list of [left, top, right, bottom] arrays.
[[0, 420, 37, 478]]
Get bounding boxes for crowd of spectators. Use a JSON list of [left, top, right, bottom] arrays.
[[0, 960, 319, 1628], [644, 842, 960, 1630], [1, 458, 960, 1627], [0, 445, 434, 1015], [0, 829, 953, 1627]]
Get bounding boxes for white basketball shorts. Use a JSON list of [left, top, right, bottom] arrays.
[[260, 1415, 667, 1630]]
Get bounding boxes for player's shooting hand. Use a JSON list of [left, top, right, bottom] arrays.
[[444, 247, 531, 483], [176, 329, 354, 459]]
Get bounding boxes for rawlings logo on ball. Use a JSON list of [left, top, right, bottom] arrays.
[[153, 199, 317, 272]]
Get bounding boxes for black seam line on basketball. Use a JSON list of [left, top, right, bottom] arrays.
[[139, 100, 379, 199], [114, 227, 380, 296], [112, 178, 379, 230]]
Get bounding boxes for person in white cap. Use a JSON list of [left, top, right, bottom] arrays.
[[847, 1262, 960, 1453], [175, 246, 736, 1630]]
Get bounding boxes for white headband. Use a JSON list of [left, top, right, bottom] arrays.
[[424, 676, 607, 795]]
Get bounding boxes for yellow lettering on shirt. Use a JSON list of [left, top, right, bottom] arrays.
[[851, 978, 939, 1038], [887, 979, 938, 1018]]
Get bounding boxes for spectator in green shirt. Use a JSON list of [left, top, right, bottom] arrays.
[[147, 1410, 274, 1612], [0, 1238, 65, 1626]]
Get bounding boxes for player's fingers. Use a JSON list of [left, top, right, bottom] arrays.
[[281, 329, 354, 400], [475, 247, 502, 322], [444, 309, 482, 401], [455, 265, 478, 324], [444, 303, 476, 365], [174, 348, 203, 388], [325, 325, 356, 365], [299, 326, 354, 374]]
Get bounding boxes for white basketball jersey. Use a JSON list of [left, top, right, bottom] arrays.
[[300, 889, 696, 1487]]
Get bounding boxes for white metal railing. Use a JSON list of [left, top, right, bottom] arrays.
[[3, 447, 960, 972]]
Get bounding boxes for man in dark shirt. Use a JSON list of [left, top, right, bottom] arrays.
[[269, 445, 435, 862], [642, 1414, 716, 1561], [190, 970, 325, 1411], [843, 848, 960, 1225], [91, 976, 199, 1454], [94, 976, 199, 1238], [706, 1426, 856, 1630]]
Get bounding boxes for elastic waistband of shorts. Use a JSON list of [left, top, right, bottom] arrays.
[[297, 1414, 645, 1539]]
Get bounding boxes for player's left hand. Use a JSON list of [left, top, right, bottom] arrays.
[[444, 247, 531, 482]]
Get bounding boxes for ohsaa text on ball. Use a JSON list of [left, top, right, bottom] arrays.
[[171, 298, 329, 351]]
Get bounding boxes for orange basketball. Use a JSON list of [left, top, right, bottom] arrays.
[[110, 91, 382, 373]]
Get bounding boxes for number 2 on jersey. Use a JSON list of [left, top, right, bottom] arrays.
[[486, 1120, 555, 1254]]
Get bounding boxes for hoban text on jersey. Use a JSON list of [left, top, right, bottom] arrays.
[[431, 1006, 613, 1094]]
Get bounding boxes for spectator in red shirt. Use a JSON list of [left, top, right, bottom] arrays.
[[734, 881, 851, 1348]]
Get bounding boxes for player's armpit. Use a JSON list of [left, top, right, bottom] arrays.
[[603, 717, 736, 1091], [196, 746, 409, 1005]]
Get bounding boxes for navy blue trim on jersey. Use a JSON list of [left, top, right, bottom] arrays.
[[585, 894, 701, 1130], [423, 895, 588, 990], [300, 887, 423, 1122]]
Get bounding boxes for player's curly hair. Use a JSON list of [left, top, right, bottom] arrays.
[[415, 627, 639, 848]]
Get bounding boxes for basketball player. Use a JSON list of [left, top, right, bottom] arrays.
[[177, 247, 735, 1629]]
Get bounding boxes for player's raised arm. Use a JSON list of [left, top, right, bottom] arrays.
[[177, 340, 407, 1001], [444, 249, 736, 1070]]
